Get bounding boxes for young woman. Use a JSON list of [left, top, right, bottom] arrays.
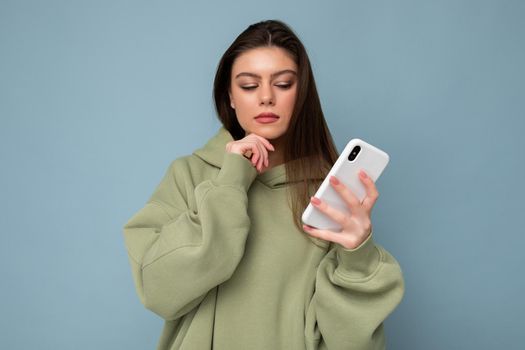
[[123, 19, 404, 350]]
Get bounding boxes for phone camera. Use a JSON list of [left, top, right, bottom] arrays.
[[348, 145, 361, 162]]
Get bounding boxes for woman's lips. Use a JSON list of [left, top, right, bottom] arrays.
[[255, 112, 280, 124], [255, 117, 279, 123]]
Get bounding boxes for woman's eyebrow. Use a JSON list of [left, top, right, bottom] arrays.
[[235, 69, 297, 79]]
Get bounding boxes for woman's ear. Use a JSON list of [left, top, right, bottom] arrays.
[[229, 90, 235, 109]]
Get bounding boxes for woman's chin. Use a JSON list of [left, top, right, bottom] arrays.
[[249, 126, 286, 139]]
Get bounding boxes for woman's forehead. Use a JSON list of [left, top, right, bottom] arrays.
[[232, 47, 297, 76]]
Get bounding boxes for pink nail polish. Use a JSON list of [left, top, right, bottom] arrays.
[[329, 176, 339, 185]]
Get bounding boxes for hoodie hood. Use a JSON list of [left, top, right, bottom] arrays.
[[193, 126, 290, 189]]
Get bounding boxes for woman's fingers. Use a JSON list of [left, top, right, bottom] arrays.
[[257, 141, 267, 172], [309, 196, 350, 228], [228, 133, 273, 173], [252, 141, 263, 172], [302, 224, 349, 247], [303, 223, 366, 249], [249, 134, 273, 171], [250, 142, 259, 167], [327, 172, 379, 216], [328, 175, 361, 211], [301, 172, 378, 250], [358, 170, 379, 212], [251, 134, 275, 152], [246, 136, 268, 172], [250, 135, 270, 171]]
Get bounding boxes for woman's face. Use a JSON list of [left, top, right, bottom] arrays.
[[229, 46, 298, 141]]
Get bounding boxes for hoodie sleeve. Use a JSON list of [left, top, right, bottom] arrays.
[[304, 232, 405, 350], [122, 151, 258, 321]]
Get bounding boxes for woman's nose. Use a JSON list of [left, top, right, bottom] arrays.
[[259, 85, 274, 105]]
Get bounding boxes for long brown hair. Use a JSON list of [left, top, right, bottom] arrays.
[[213, 19, 339, 243]]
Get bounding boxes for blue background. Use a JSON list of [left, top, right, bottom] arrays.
[[1, 0, 524, 349]]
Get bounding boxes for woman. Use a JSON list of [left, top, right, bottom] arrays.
[[123, 19, 404, 350]]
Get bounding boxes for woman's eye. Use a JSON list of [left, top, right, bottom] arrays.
[[240, 83, 292, 90]]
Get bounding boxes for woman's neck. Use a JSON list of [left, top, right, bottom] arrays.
[[266, 135, 285, 170]]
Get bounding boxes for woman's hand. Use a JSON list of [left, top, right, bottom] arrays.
[[303, 170, 379, 249], [225, 133, 275, 173]]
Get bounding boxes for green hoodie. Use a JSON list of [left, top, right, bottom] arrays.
[[123, 126, 404, 350]]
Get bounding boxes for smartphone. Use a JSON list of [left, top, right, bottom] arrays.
[[301, 138, 390, 232]]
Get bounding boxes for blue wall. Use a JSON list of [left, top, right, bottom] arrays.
[[1, 0, 524, 348]]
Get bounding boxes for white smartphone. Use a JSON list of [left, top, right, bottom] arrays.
[[301, 138, 390, 231]]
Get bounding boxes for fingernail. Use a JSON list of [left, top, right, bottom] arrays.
[[329, 175, 339, 185], [359, 170, 367, 179], [303, 224, 311, 231], [310, 196, 321, 205]]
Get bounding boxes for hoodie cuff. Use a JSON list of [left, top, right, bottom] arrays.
[[214, 152, 258, 192], [335, 231, 381, 280]]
